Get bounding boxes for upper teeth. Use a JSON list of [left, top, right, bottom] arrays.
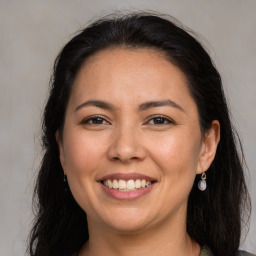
[[103, 179, 152, 190]]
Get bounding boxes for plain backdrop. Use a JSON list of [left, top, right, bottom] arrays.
[[0, 0, 255, 255]]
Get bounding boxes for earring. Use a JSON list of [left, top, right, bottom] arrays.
[[64, 174, 68, 192], [198, 172, 207, 191]]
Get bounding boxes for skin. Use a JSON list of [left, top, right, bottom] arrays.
[[57, 48, 220, 256]]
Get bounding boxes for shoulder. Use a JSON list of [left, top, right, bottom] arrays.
[[237, 251, 256, 256], [200, 246, 213, 256], [200, 246, 256, 256]]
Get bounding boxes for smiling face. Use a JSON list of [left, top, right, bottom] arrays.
[[57, 48, 218, 234]]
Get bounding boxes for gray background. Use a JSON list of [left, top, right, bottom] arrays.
[[0, 0, 255, 255]]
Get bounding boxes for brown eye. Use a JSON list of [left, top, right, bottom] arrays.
[[82, 116, 109, 125], [147, 115, 174, 125]]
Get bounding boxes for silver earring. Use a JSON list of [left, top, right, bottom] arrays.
[[198, 172, 207, 191]]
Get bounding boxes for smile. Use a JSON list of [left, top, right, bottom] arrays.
[[102, 179, 153, 191], [99, 173, 157, 200]]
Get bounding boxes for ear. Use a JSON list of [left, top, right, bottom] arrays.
[[55, 130, 66, 173], [196, 120, 220, 174]]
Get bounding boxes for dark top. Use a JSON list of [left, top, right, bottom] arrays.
[[200, 246, 255, 256], [71, 246, 255, 255]]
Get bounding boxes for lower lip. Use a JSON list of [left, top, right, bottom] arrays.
[[100, 182, 156, 200]]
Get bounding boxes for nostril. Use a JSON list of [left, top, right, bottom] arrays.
[[107, 134, 146, 162]]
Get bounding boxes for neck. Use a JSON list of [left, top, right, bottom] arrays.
[[79, 209, 200, 256]]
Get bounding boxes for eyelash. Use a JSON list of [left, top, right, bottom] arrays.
[[81, 115, 175, 126], [81, 115, 109, 125], [145, 115, 175, 126]]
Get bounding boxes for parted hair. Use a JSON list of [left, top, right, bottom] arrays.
[[29, 12, 250, 256]]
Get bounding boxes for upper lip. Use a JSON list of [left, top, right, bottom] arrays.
[[98, 173, 156, 182]]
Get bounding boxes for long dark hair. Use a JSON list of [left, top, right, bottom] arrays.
[[29, 12, 251, 256]]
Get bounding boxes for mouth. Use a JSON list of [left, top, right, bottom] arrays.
[[101, 178, 156, 191], [98, 173, 157, 200]]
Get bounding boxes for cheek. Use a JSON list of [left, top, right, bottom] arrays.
[[61, 132, 107, 212], [149, 131, 201, 177], [62, 132, 107, 177], [148, 132, 201, 213]]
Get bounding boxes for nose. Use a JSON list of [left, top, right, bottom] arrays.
[[107, 126, 146, 163]]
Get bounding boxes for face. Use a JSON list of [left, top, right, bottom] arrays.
[[57, 48, 215, 234]]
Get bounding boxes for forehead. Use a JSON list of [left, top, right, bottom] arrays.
[[69, 47, 196, 111]]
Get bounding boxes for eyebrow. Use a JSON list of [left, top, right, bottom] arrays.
[[75, 99, 184, 112], [138, 99, 185, 112], [75, 100, 116, 112]]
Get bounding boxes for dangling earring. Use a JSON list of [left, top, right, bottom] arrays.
[[198, 172, 207, 191], [64, 174, 68, 192]]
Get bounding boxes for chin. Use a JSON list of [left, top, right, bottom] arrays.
[[98, 207, 155, 233], [108, 219, 152, 234]]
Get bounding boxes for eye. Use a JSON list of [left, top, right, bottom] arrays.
[[147, 115, 174, 125], [81, 115, 110, 125]]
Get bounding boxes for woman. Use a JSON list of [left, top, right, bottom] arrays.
[[29, 12, 253, 256]]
